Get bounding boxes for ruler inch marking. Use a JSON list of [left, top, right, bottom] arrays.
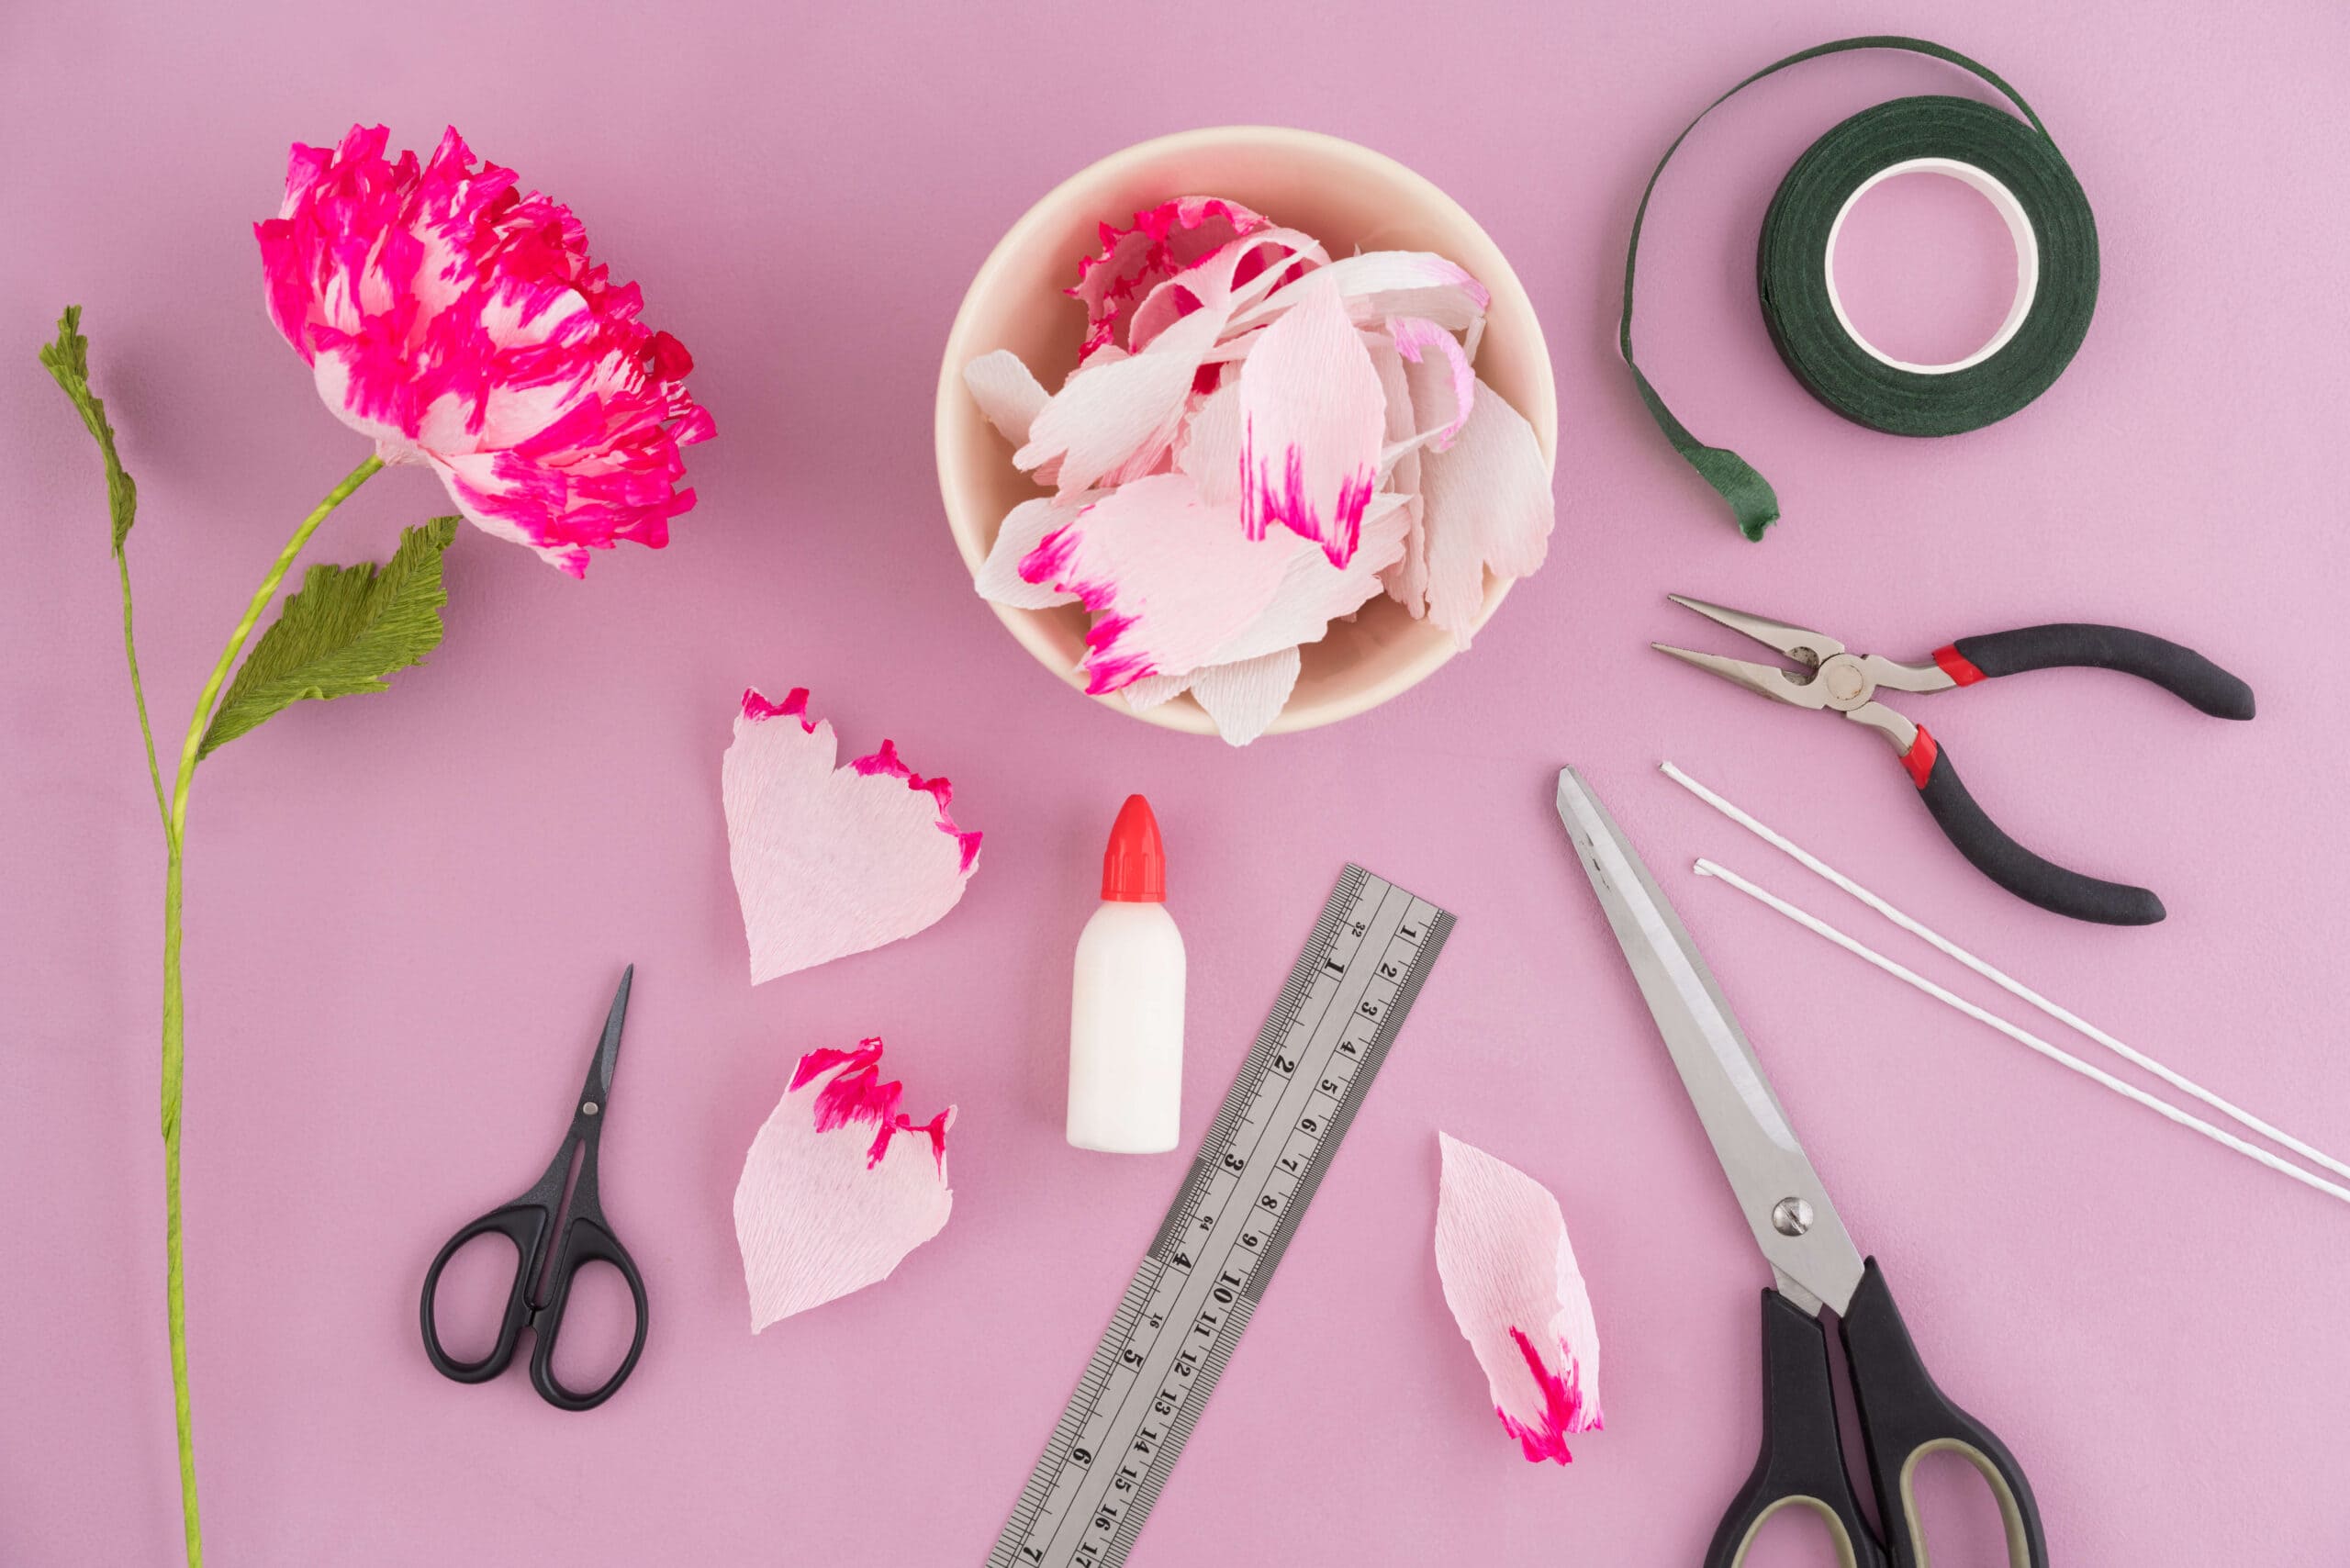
[[987, 867, 1450, 1568]]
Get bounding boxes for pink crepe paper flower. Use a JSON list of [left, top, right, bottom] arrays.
[[257, 124, 714, 576], [734, 1038, 956, 1330], [1434, 1133, 1605, 1465]]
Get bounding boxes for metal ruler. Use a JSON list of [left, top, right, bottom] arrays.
[[988, 865, 1454, 1568]]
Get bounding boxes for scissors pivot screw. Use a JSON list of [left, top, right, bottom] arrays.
[[582, 1102, 600, 1115], [1771, 1196, 1815, 1238]]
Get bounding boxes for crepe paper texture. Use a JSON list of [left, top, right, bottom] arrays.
[[723, 688, 981, 983], [1662, 760, 2350, 1189], [735, 1039, 957, 1330], [963, 195, 1554, 745], [1433, 1133, 1605, 1465], [1693, 857, 2350, 1209], [34, 121, 714, 1568]]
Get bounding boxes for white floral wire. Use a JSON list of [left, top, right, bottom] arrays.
[[1688, 857, 2350, 1208], [1661, 758, 2350, 1187]]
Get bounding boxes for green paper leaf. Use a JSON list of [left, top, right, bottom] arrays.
[[200, 516, 460, 758], [38, 306, 140, 554]]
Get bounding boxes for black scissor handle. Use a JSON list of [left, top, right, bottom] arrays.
[[1905, 727, 2167, 925], [1707, 1291, 1887, 1568], [420, 1203, 547, 1383], [1841, 1259, 2048, 1568], [526, 1215, 649, 1413], [1947, 624, 2255, 720]]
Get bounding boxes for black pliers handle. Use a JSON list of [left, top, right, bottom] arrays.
[[1658, 599, 2256, 925]]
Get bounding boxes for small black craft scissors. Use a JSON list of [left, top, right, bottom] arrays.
[[1655, 595, 2255, 924], [420, 966, 649, 1411]]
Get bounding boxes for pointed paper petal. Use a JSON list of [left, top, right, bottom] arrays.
[[1069, 196, 1268, 359], [1434, 1132, 1604, 1465], [1206, 492, 1410, 666], [723, 689, 981, 983], [1237, 281, 1385, 566], [964, 349, 1052, 447], [1417, 377, 1553, 647], [1019, 472, 1291, 692], [734, 1038, 955, 1329], [1016, 306, 1226, 495], [1191, 646, 1301, 745], [977, 494, 1095, 609]]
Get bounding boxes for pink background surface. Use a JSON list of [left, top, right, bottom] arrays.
[[5, 3, 2345, 1562]]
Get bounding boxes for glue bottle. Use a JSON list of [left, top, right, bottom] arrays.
[[1066, 795, 1186, 1153]]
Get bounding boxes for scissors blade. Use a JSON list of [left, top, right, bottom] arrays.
[[1553, 767, 1864, 1316], [588, 965, 632, 1102]]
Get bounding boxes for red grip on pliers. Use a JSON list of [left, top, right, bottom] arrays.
[[1933, 644, 1988, 685], [1901, 725, 1941, 789]]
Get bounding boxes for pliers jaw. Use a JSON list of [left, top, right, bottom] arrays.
[[1655, 596, 1952, 755]]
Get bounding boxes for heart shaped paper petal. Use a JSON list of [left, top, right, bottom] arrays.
[[723, 689, 981, 983], [1189, 647, 1300, 746], [734, 1038, 955, 1330], [1434, 1132, 1604, 1465]]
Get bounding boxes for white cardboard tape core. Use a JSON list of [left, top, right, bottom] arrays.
[[1823, 157, 2040, 376]]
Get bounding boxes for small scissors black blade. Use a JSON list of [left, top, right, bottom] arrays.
[[420, 966, 650, 1412]]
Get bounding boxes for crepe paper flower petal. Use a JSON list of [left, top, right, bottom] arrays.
[[1069, 196, 1269, 360], [1019, 472, 1292, 694], [734, 1037, 955, 1330], [1016, 307, 1228, 497], [1389, 317, 1475, 456], [1434, 1132, 1604, 1465], [723, 689, 981, 983], [977, 494, 1097, 610], [964, 349, 1051, 448], [1176, 382, 1243, 507], [1235, 250, 1491, 339], [1126, 229, 1325, 357], [258, 125, 711, 577], [1205, 492, 1411, 667], [1190, 646, 1301, 746], [1418, 376, 1554, 647], [1237, 281, 1386, 566], [1121, 671, 1196, 711]]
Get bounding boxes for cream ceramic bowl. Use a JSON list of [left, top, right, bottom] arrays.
[[935, 126, 1557, 737]]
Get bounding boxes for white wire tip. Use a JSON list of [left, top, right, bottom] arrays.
[[1665, 758, 2350, 1207]]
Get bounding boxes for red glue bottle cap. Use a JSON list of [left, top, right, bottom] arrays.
[[1101, 794, 1167, 902]]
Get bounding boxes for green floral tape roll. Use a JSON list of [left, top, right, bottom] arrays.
[[1621, 38, 2099, 540]]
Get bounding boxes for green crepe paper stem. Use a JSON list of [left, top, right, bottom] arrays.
[[156, 452, 383, 1567]]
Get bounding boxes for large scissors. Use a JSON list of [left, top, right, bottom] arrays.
[[1555, 767, 2047, 1567], [420, 966, 649, 1412]]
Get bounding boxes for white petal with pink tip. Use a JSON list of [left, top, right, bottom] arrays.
[[734, 1038, 954, 1330], [1434, 1132, 1604, 1466], [1237, 279, 1386, 566], [1018, 473, 1291, 693], [722, 689, 982, 983]]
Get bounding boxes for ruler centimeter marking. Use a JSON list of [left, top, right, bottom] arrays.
[[988, 866, 1454, 1568]]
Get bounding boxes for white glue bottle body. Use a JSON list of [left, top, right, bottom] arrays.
[[1067, 795, 1185, 1154]]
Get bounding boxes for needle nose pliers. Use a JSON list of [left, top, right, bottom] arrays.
[[1656, 595, 2256, 925]]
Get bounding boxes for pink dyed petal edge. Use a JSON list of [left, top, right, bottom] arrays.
[[740, 688, 981, 873]]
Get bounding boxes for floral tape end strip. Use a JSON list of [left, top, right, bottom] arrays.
[[1620, 37, 2100, 540]]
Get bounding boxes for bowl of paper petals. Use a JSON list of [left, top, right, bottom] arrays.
[[936, 127, 1558, 745]]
